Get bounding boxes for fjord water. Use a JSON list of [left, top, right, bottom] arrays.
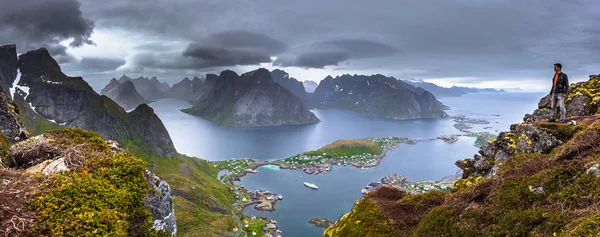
[[149, 92, 544, 237]]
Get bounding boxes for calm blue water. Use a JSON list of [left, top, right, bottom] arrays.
[[148, 92, 544, 237]]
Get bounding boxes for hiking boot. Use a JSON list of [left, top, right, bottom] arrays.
[[559, 119, 567, 123], [547, 119, 556, 122]]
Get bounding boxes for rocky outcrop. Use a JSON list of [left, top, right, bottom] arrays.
[[270, 69, 309, 102], [524, 74, 600, 123], [0, 87, 28, 143], [183, 68, 320, 127], [101, 79, 150, 110], [12, 47, 176, 157], [303, 80, 318, 93], [312, 74, 447, 119], [167, 76, 210, 103], [145, 170, 177, 236], [0, 45, 19, 99]]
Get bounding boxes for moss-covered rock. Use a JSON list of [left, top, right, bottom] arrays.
[[0, 132, 8, 164], [1, 128, 173, 236]]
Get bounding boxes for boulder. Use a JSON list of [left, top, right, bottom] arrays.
[[25, 158, 69, 175], [538, 94, 551, 109], [567, 95, 592, 117], [145, 170, 177, 236]]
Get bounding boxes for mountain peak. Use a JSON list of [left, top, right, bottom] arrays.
[[118, 74, 131, 83], [18, 48, 61, 75]]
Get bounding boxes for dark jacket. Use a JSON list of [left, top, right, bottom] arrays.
[[550, 72, 569, 94]]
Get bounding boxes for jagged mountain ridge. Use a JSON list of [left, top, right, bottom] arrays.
[[117, 75, 170, 100], [270, 69, 310, 102], [404, 80, 505, 97], [312, 74, 448, 119], [12, 47, 176, 157], [183, 68, 320, 127], [101, 79, 150, 110], [323, 74, 600, 237], [167, 76, 211, 103]]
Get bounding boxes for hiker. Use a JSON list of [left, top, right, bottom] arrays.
[[548, 63, 569, 123]]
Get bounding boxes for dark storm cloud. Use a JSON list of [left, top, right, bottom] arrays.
[[181, 31, 287, 68], [0, 0, 94, 57], [117, 31, 288, 72], [274, 39, 398, 68], [75, 0, 600, 84]]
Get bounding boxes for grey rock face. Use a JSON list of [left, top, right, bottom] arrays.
[[270, 69, 309, 102], [14, 47, 176, 157], [568, 95, 592, 116], [312, 74, 447, 119], [0, 45, 19, 99], [145, 170, 177, 236], [0, 87, 28, 143]]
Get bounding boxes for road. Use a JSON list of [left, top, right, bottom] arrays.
[[232, 189, 246, 237]]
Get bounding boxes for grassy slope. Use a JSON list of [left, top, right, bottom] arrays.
[[22, 107, 237, 236], [120, 139, 237, 236], [309, 139, 383, 157]]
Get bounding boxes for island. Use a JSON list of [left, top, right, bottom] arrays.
[[309, 218, 335, 228], [182, 68, 320, 127], [453, 115, 490, 133], [273, 137, 417, 174], [311, 74, 448, 119], [437, 135, 459, 143]]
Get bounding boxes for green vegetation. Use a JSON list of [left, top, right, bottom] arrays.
[[0, 133, 8, 164], [412, 206, 478, 237], [215, 158, 263, 181], [242, 218, 268, 237], [26, 129, 166, 236], [322, 198, 396, 237], [473, 132, 497, 148], [17, 102, 63, 136], [535, 123, 587, 141], [120, 140, 237, 236], [309, 218, 334, 228], [102, 95, 128, 120]]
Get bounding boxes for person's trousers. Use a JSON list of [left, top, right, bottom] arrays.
[[551, 93, 566, 121]]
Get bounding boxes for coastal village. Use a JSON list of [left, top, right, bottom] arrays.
[[213, 115, 495, 236]]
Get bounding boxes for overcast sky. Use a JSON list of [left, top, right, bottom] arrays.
[[1, 0, 599, 91]]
